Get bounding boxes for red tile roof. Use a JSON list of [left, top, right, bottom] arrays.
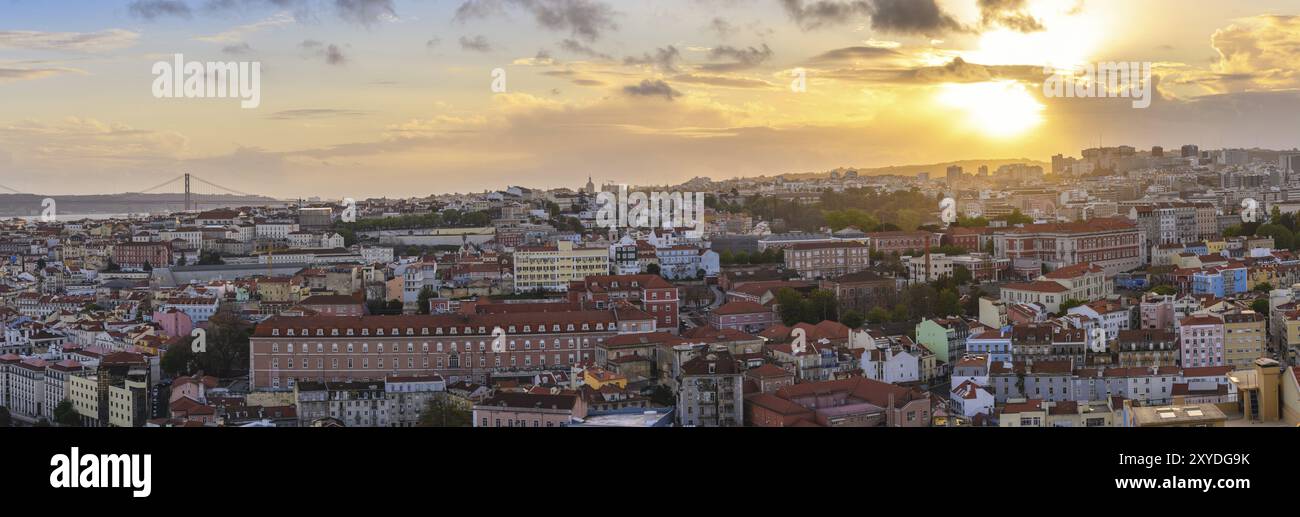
[[713, 301, 772, 315]]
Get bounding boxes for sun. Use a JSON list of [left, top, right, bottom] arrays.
[[936, 80, 1045, 138]]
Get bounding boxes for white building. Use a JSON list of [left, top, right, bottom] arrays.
[[951, 380, 995, 419]]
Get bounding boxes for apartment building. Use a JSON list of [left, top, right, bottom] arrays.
[[784, 241, 871, 280], [993, 218, 1144, 276], [111, 242, 172, 269], [708, 301, 776, 334], [248, 309, 656, 390], [473, 391, 587, 428], [677, 350, 744, 427], [747, 376, 931, 427], [513, 241, 611, 293], [567, 274, 680, 332], [865, 231, 942, 255], [1179, 314, 1225, 368], [1222, 310, 1266, 369], [1113, 329, 1178, 367]]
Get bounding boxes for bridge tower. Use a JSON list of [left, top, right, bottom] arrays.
[[184, 173, 191, 212]]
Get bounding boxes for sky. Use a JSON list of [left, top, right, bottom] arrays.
[[1, 0, 1299, 199]]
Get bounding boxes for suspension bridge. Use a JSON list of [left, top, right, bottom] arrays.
[[0, 173, 280, 213]]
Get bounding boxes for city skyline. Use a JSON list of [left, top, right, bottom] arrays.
[[2, 0, 1300, 198]]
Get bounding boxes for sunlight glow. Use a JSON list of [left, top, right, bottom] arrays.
[[936, 80, 1045, 138]]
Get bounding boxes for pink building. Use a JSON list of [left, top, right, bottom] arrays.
[[1140, 293, 1175, 330], [473, 391, 587, 427], [709, 301, 776, 334], [169, 374, 219, 405], [1179, 314, 1224, 367], [153, 308, 194, 339]]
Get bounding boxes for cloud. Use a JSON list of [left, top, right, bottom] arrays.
[[806, 45, 902, 64], [222, 42, 254, 55], [559, 38, 612, 60], [779, 0, 962, 35], [865, 0, 963, 35], [453, 0, 619, 42], [202, 0, 395, 26], [671, 73, 775, 89], [700, 44, 773, 72], [0, 67, 84, 84], [128, 0, 193, 20], [819, 57, 1042, 85], [300, 40, 348, 65], [1209, 15, 1300, 92], [194, 11, 295, 43], [334, 0, 397, 26], [459, 35, 494, 52], [268, 109, 368, 120], [0, 117, 188, 168], [977, 0, 1044, 33], [709, 17, 737, 39], [0, 29, 140, 52], [623, 79, 682, 101], [624, 45, 682, 72]]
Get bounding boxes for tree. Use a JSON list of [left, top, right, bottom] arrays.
[[840, 309, 866, 329], [952, 265, 973, 286], [1254, 282, 1274, 293], [1256, 224, 1295, 250], [936, 289, 961, 318], [191, 307, 253, 378], [176, 255, 187, 266], [997, 209, 1034, 226], [1149, 285, 1176, 296], [417, 286, 437, 315], [889, 304, 911, 323], [1058, 299, 1086, 316], [685, 285, 712, 308], [161, 340, 198, 377], [1251, 298, 1270, 314], [417, 395, 473, 427], [646, 263, 662, 276], [866, 306, 890, 324], [54, 399, 79, 427], [0, 406, 10, 427], [198, 251, 225, 266], [806, 289, 839, 323], [775, 288, 806, 326]]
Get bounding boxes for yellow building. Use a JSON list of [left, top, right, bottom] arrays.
[[68, 374, 101, 426], [1281, 311, 1300, 364], [108, 377, 148, 428], [1228, 358, 1281, 423], [257, 278, 300, 303], [1282, 367, 1300, 426], [583, 367, 628, 390], [512, 241, 610, 293], [1205, 240, 1227, 255], [1222, 311, 1266, 368]]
